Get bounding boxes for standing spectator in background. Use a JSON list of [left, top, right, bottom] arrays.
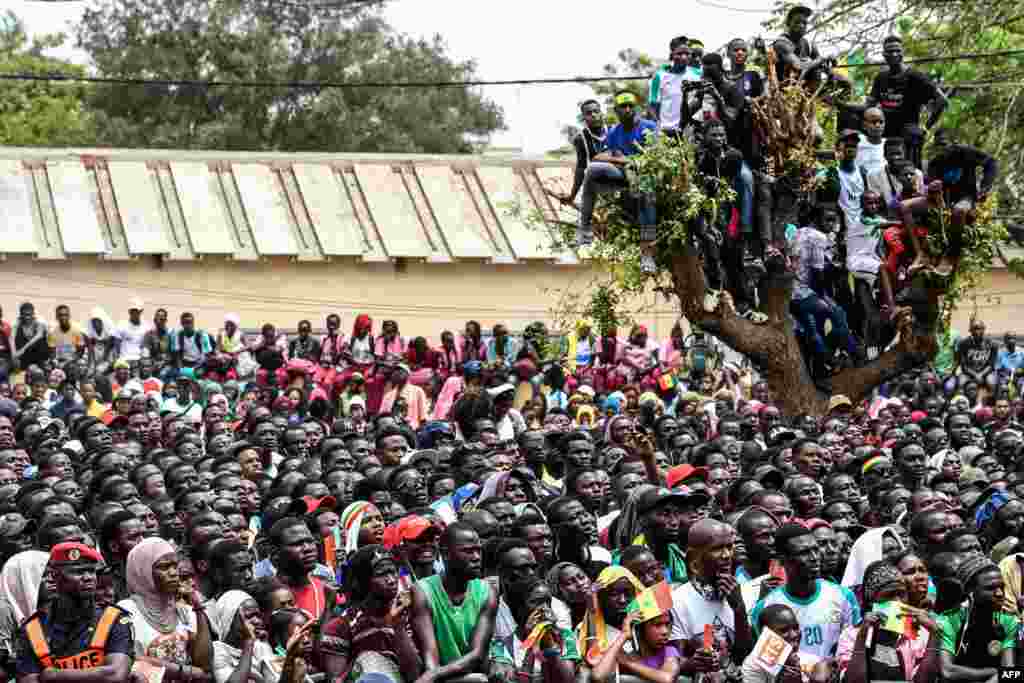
[[648, 37, 696, 137], [48, 305, 84, 369], [997, 332, 1024, 396], [170, 312, 213, 372], [116, 299, 148, 366], [0, 306, 12, 380], [868, 35, 947, 169], [12, 303, 48, 373], [953, 318, 997, 394]]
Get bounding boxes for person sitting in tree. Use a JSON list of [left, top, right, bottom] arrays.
[[773, 5, 850, 99], [694, 119, 767, 323]]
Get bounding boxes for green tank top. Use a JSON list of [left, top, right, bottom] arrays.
[[417, 574, 490, 666]]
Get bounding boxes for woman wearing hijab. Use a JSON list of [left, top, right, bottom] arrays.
[[85, 306, 117, 373], [322, 545, 421, 683], [211, 590, 275, 683], [118, 537, 213, 681], [836, 560, 940, 683], [841, 526, 905, 602], [477, 469, 537, 506], [0, 550, 49, 667], [617, 326, 659, 385], [576, 566, 645, 667]]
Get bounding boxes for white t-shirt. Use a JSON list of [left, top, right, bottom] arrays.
[[845, 217, 883, 278], [749, 580, 861, 659], [654, 69, 691, 131], [856, 134, 886, 177], [670, 582, 736, 660], [117, 321, 148, 362], [118, 598, 198, 665], [838, 165, 866, 230]]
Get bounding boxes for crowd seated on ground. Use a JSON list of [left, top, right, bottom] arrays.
[[0, 20, 1020, 683], [1, 291, 1024, 683]]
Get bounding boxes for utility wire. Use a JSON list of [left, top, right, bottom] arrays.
[[0, 48, 1022, 90]]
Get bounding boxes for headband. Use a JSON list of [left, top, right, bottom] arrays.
[[862, 455, 890, 475]]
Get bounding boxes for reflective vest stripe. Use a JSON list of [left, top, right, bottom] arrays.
[[25, 607, 121, 669], [89, 607, 119, 650], [24, 617, 52, 668]]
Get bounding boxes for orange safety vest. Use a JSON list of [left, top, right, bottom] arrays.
[[24, 606, 121, 670]]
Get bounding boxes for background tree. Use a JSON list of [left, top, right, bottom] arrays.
[[532, 54, 1009, 415], [0, 12, 93, 146], [74, 0, 504, 152]]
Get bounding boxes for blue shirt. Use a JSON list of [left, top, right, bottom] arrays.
[[607, 119, 657, 158], [998, 348, 1024, 372]]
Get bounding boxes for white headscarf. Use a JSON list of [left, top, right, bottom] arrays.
[[841, 526, 903, 588], [2, 551, 49, 623], [212, 590, 254, 642]]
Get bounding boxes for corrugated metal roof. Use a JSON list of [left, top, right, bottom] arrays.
[[0, 148, 576, 264]]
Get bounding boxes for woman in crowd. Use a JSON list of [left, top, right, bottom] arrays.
[[322, 544, 421, 683], [119, 537, 213, 682], [211, 590, 274, 683], [836, 560, 940, 683]]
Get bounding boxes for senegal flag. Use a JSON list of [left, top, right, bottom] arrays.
[[627, 581, 673, 622]]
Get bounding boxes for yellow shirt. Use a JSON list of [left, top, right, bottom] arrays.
[[85, 400, 109, 418]]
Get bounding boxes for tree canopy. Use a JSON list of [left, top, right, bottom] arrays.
[[73, 0, 504, 152], [0, 13, 93, 147]]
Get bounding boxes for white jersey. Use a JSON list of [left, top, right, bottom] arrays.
[[749, 580, 861, 659], [856, 134, 886, 177]]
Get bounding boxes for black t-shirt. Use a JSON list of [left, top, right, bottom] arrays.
[[957, 336, 997, 373], [928, 144, 998, 204], [869, 68, 941, 137]]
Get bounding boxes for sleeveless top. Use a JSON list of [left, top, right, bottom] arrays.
[[416, 574, 489, 666]]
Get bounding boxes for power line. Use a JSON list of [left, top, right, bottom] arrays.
[[0, 48, 1021, 90], [694, 0, 772, 14]]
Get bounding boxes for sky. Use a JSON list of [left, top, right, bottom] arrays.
[[0, 0, 770, 154]]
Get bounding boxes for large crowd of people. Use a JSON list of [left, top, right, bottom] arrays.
[[557, 10, 998, 380], [0, 12, 1021, 683]]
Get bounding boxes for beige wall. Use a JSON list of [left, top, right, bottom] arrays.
[[0, 255, 682, 340], [4, 255, 1021, 342], [948, 269, 1024, 335]]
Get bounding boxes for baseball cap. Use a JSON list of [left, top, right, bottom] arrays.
[[666, 464, 708, 489], [113, 360, 130, 370], [382, 515, 438, 549], [636, 486, 709, 515], [486, 383, 516, 399], [50, 542, 103, 566], [827, 395, 853, 413], [289, 495, 338, 516], [129, 297, 144, 311]]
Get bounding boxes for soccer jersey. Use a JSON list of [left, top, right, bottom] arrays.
[[750, 580, 861, 659]]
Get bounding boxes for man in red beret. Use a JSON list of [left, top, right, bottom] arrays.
[[15, 542, 133, 681]]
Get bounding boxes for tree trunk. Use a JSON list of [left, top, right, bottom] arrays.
[[668, 246, 939, 416]]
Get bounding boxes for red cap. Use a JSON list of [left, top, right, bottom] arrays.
[[290, 495, 338, 515], [802, 518, 832, 531], [50, 542, 103, 565], [667, 464, 708, 489], [382, 515, 437, 550]]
